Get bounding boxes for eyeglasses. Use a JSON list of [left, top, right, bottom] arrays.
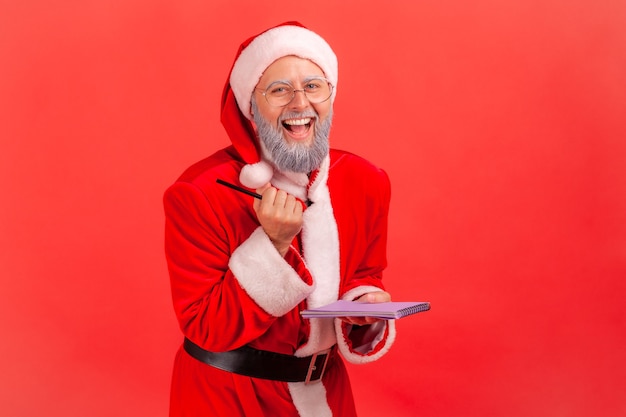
[[256, 77, 333, 107]]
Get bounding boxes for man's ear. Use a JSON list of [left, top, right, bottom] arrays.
[[249, 101, 258, 131], [248, 98, 256, 119]]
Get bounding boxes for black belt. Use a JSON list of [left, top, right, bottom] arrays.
[[183, 338, 335, 384]]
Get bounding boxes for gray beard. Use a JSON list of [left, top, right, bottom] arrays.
[[251, 99, 332, 173]]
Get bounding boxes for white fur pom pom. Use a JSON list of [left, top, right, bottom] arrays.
[[239, 161, 274, 189]]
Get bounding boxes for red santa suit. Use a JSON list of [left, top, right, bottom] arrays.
[[164, 22, 396, 417]]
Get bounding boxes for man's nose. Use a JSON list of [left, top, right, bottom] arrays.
[[289, 89, 310, 108]]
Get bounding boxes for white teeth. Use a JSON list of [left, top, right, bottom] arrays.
[[284, 118, 311, 126]]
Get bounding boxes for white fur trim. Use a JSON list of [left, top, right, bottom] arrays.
[[270, 170, 309, 202], [229, 227, 313, 316], [288, 382, 332, 417], [300, 188, 339, 308], [239, 160, 274, 189], [230, 25, 338, 119], [293, 156, 341, 357], [307, 155, 331, 203], [341, 285, 382, 303], [334, 285, 397, 364], [335, 318, 396, 365]]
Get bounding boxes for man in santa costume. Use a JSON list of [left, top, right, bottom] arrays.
[[164, 21, 396, 417]]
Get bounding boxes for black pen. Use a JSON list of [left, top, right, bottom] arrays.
[[216, 178, 313, 207], [216, 179, 263, 199]]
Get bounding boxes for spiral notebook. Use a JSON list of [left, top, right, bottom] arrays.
[[301, 300, 431, 320]]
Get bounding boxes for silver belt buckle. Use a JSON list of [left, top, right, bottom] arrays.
[[304, 348, 332, 385]]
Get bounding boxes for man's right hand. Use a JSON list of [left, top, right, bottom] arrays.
[[253, 185, 303, 257]]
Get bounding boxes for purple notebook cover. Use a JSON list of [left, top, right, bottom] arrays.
[[301, 300, 430, 319]]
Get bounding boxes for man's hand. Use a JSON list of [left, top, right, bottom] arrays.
[[341, 291, 392, 326], [253, 185, 303, 257]]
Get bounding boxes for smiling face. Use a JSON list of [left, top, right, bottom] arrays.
[[251, 56, 333, 173], [252, 56, 333, 146]]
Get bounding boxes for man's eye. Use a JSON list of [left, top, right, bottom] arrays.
[[269, 85, 292, 95], [305, 82, 321, 91]]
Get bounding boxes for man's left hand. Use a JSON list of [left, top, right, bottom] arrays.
[[340, 291, 391, 326]]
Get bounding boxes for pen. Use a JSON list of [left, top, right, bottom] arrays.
[[216, 179, 263, 199], [216, 178, 313, 207]]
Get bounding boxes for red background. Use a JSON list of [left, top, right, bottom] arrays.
[[1, 1, 625, 416]]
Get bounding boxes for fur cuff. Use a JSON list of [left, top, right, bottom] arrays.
[[229, 227, 313, 316], [334, 285, 397, 364], [335, 318, 396, 365]]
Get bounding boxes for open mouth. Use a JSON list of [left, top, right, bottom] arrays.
[[282, 117, 313, 136]]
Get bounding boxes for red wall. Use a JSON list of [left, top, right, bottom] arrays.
[[1, 1, 625, 416]]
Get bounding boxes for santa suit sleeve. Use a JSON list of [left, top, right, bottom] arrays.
[[164, 180, 314, 352], [332, 162, 397, 363]]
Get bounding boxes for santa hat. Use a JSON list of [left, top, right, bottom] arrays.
[[220, 22, 338, 176], [230, 22, 338, 120]]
